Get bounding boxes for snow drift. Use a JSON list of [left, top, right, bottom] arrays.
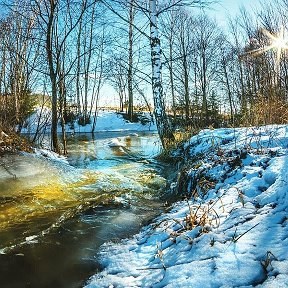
[[85, 125, 288, 287]]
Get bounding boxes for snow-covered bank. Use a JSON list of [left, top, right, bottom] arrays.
[[86, 125, 288, 287], [21, 109, 156, 134]]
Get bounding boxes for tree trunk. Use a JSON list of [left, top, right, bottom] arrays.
[[201, 50, 208, 126], [183, 52, 190, 122], [59, 76, 67, 155], [238, 60, 247, 116], [76, 17, 83, 116], [46, 0, 59, 153], [169, 39, 176, 120], [91, 39, 104, 133], [222, 56, 234, 123], [149, 0, 174, 149], [119, 87, 124, 112], [127, 0, 134, 121]]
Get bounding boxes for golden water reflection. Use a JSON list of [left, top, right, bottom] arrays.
[[0, 157, 166, 245]]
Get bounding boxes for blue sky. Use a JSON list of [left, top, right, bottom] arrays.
[[209, 0, 264, 27], [100, 0, 268, 106], [102, 0, 267, 107]]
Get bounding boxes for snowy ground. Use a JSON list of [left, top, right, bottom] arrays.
[[21, 108, 156, 134], [85, 125, 288, 287]]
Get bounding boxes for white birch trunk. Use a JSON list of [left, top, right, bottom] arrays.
[[149, 0, 174, 148]]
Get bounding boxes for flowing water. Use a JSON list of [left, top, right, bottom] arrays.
[[0, 131, 172, 287]]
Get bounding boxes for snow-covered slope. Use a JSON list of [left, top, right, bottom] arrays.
[[85, 125, 288, 287], [21, 109, 156, 134]]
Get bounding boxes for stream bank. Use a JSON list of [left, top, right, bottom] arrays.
[[0, 131, 176, 288], [85, 125, 288, 288]]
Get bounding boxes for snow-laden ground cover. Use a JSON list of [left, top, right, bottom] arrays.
[[21, 108, 156, 134], [85, 125, 288, 287]]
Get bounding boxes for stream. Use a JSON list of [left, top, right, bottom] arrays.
[[0, 131, 172, 287]]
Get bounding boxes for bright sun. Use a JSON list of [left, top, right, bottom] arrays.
[[246, 27, 288, 57], [261, 26, 288, 63], [243, 26, 288, 82], [272, 35, 288, 49]]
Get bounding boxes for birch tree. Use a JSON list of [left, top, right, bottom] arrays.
[[149, 0, 174, 148], [148, 0, 214, 147]]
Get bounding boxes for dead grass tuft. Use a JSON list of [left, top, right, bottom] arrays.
[[0, 132, 33, 155], [260, 251, 278, 273], [184, 200, 220, 231]]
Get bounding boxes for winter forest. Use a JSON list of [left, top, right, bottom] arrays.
[[0, 0, 287, 151], [0, 0, 288, 288]]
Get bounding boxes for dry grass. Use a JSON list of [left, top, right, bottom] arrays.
[[236, 187, 245, 207], [184, 201, 220, 231], [197, 177, 216, 196], [231, 223, 259, 243], [260, 251, 278, 272], [0, 132, 33, 155], [243, 95, 288, 126]]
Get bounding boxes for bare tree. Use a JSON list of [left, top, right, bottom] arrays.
[[127, 0, 135, 121], [32, 0, 92, 153], [0, 1, 40, 132], [194, 14, 223, 126]]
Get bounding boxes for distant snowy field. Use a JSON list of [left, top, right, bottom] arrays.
[[21, 108, 156, 134], [85, 125, 288, 287]]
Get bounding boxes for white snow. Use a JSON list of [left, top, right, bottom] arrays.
[[21, 106, 52, 135], [21, 109, 156, 134], [85, 125, 288, 288], [34, 148, 69, 164], [107, 138, 125, 147]]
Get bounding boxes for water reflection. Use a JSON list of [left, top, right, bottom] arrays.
[[0, 131, 168, 288]]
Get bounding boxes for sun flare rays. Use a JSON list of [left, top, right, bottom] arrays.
[[261, 26, 288, 68], [242, 26, 288, 84], [245, 27, 288, 58]]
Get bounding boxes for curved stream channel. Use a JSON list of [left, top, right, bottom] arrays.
[[0, 131, 172, 287]]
